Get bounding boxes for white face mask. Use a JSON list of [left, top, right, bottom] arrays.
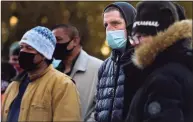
[[106, 30, 127, 49]]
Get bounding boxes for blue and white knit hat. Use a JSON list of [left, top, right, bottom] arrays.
[[19, 26, 56, 59]]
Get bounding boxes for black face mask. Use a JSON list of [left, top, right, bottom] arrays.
[[18, 52, 38, 71], [53, 40, 74, 60]]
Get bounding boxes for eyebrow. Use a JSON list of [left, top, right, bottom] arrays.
[[104, 20, 122, 27], [56, 36, 63, 40], [26, 46, 34, 49], [110, 20, 122, 24]]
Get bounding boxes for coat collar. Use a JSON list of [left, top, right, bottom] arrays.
[[132, 20, 192, 69], [11, 71, 27, 82], [70, 49, 89, 77], [29, 64, 53, 81]]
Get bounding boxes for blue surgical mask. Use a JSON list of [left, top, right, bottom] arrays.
[[106, 30, 127, 49]]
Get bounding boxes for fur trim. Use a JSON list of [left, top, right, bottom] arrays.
[[132, 19, 192, 69]]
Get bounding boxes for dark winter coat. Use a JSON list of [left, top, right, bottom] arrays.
[[95, 2, 136, 122], [95, 49, 133, 122], [125, 20, 193, 122]]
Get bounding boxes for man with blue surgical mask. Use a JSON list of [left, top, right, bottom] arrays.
[[94, 2, 136, 122]]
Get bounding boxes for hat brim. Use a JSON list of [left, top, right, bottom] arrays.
[[132, 26, 158, 36]]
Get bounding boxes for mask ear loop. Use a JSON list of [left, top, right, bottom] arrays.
[[69, 37, 76, 51]]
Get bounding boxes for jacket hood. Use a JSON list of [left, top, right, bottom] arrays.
[[105, 2, 136, 52], [132, 19, 192, 69], [104, 2, 136, 28]]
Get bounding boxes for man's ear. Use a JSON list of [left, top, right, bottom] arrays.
[[127, 24, 133, 37], [73, 36, 81, 46], [38, 53, 46, 61]]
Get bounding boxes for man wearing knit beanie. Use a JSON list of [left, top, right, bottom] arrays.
[[2, 26, 81, 121], [95, 2, 136, 122], [124, 1, 193, 122]]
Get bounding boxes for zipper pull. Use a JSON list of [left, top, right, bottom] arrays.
[[116, 55, 120, 64]]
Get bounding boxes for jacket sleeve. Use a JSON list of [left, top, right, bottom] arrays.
[[98, 61, 106, 81], [143, 73, 184, 122], [1, 82, 18, 121], [1, 83, 12, 120], [52, 77, 82, 121], [94, 61, 107, 121]]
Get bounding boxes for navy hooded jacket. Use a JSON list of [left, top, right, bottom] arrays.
[[95, 2, 136, 122]]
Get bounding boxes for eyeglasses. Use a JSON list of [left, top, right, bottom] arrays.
[[129, 33, 147, 43]]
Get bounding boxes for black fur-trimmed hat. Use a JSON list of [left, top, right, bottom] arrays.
[[173, 2, 186, 20], [132, 1, 180, 36]]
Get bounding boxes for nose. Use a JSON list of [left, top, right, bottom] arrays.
[[20, 49, 25, 52]]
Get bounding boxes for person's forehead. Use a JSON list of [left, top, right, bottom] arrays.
[[103, 10, 123, 22], [52, 28, 70, 37], [20, 42, 31, 47], [52, 28, 63, 34], [19, 42, 37, 51]]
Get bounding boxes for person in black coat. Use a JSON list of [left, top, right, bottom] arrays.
[[1, 61, 16, 93], [124, 2, 193, 122]]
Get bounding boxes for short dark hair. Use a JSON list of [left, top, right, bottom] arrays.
[[51, 24, 80, 41], [9, 42, 20, 56], [104, 6, 123, 18]]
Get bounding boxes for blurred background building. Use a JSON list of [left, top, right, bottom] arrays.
[[1, 1, 193, 60]]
